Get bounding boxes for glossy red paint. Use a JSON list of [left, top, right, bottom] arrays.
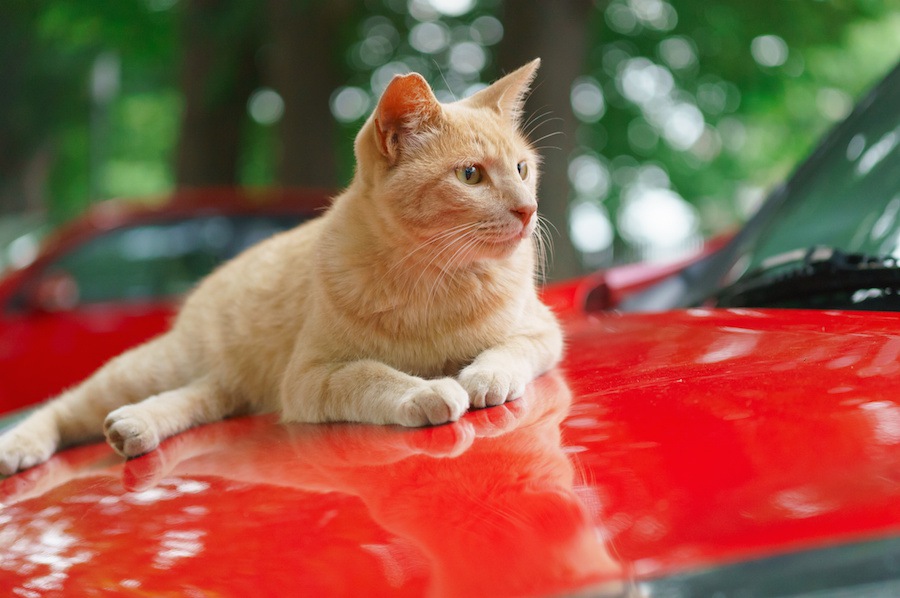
[[0, 188, 330, 415], [563, 308, 900, 577], [2, 305, 900, 595], [0, 300, 174, 415]]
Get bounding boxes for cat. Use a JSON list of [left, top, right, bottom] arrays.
[[0, 58, 563, 475]]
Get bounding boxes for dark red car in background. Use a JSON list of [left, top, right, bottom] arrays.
[[2, 63, 900, 596], [0, 188, 328, 415]]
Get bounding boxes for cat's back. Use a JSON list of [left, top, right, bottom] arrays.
[[185, 213, 326, 315], [173, 214, 328, 396]]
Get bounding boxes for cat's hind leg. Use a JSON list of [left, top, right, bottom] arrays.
[[0, 332, 193, 475], [104, 377, 240, 458]]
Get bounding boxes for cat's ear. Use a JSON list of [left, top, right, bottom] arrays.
[[467, 58, 540, 125], [373, 73, 441, 164]]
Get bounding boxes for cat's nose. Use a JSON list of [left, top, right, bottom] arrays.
[[511, 204, 536, 226]]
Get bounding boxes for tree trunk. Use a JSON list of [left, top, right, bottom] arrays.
[[498, 0, 593, 280], [175, 0, 260, 187], [265, 0, 348, 189]]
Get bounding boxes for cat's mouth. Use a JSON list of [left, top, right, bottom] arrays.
[[479, 227, 532, 250], [483, 235, 519, 247]]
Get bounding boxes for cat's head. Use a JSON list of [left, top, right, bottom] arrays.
[[354, 59, 543, 263]]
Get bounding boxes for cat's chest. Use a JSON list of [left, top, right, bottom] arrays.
[[378, 327, 496, 378], [317, 250, 529, 375], [372, 306, 505, 359], [328, 294, 520, 377]]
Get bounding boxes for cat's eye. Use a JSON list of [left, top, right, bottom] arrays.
[[517, 161, 529, 180], [456, 165, 483, 185]]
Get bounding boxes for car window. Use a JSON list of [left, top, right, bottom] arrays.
[[37, 215, 303, 305]]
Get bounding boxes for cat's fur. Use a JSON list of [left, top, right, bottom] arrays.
[[0, 59, 562, 475]]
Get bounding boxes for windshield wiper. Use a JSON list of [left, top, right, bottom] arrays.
[[715, 246, 900, 309]]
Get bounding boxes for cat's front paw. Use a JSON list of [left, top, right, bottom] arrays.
[[0, 428, 57, 476], [458, 365, 527, 409], [397, 378, 469, 427], [104, 406, 160, 458]]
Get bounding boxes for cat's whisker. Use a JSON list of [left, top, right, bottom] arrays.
[[530, 114, 563, 128], [440, 236, 487, 308], [527, 121, 565, 146], [521, 78, 545, 107], [428, 234, 478, 290], [522, 107, 550, 133], [406, 224, 481, 310], [534, 216, 556, 284], [525, 122, 559, 143], [522, 108, 555, 137], [531, 130, 565, 147], [433, 59, 458, 102], [376, 222, 479, 288], [384, 226, 467, 274], [532, 226, 546, 284], [538, 214, 559, 236], [404, 222, 478, 259], [524, 113, 563, 141], [423, 234, 483, 319], [405, 241, 461, 307], [415, 223, 480, 269]]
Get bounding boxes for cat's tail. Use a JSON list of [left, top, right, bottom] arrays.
[[0, 331, 194, 474]]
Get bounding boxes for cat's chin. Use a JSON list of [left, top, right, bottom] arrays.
[[477, 233, 528, 259]]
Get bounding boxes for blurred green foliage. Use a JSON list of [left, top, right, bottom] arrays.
[[573, 0, 900, 262], [1, 0, 176, 221], [2, 0, 900, 267]]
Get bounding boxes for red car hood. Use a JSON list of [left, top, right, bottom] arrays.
[[2, 308, 900, 595]]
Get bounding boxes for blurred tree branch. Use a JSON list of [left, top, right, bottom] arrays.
[[498, 0, 594, 280], [175, 0, 260, 187], [265, 0, 350, 188]]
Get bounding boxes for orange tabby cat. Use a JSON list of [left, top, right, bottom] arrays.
[[0, 59, 562, 475]]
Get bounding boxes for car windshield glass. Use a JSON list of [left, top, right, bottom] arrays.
[[0, 215, 50, 277], [29, 214, 303, 306], [620, 62, 900, 312]]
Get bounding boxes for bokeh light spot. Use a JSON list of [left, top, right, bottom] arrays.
[[449, 42, 486, 76], [330, 86, 371, 123], [471, 16, 504, 46], [618, 186, 699, 260], [570, 201, 614, 254], [568, 153, 611, 199], [410, 21, 449, 54], [751, 35, 788, 68], [426, 0, 475, 17], [247, 88, 284, 125], [570, 77, 606, 122], [658, 36, 696, 70], [816, 87, 852, 122]]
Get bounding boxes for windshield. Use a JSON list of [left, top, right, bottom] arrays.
[[620, 61, 900, 312], [0, 214, 50, 277]]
